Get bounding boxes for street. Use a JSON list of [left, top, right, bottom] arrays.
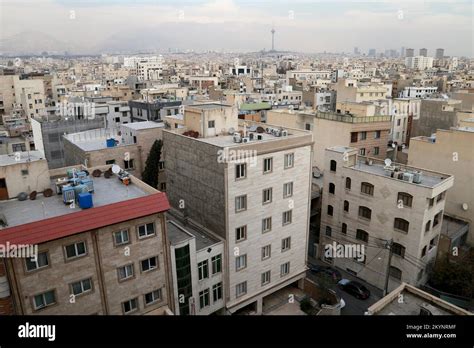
[[306, 258, 383, 315]]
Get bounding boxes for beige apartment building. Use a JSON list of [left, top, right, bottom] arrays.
[[319, 147, 453, 291], [333, 79, 391, 104], [163, 103, 313, 314], [0, 164, 173, 315], [63, 121, 165, 187], [0, 75, 46, 120], [266, 108, 391, 170], [408, 126, 474, 244]]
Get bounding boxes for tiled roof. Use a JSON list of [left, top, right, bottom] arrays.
[[0, 192, 169, 247]]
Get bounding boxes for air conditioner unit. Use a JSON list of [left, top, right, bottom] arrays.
[[412, 171, 423, 184], [403, 173, 414, 183], [273, 130, 281, 137], [233, 133, 242, 143], [281, 129, 288, 136], [242, 137, 250, 143]]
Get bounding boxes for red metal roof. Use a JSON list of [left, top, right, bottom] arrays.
[[0, 192, 170, 247]]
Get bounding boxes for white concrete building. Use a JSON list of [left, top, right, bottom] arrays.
[[405, 56, 434, 70], [399, 86, 438, 98]]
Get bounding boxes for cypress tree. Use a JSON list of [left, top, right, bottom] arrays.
[[142, 139, 162, 188]]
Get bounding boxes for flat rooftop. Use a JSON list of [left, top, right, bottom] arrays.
[[0, 174, 148, 227], [441, 215, 469, 239], [64, 128, 120, 151], [375, 290, 453, 315], [123, 121, 164, 130], [188, 103, 232, 110], [167, 218, 219, 251], [0, 151, 45, 166]]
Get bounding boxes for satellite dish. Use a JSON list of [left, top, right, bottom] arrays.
[[384, 158, 392, 167], [391, 143, 396, 148], [111, 164, 121, 174], [462, 203, 469, 211]]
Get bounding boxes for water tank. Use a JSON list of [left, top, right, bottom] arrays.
[[106, 138, 116, 148], [81, 178, 94, 193], [62, 185, 75, 204], [76, 171, 88, 180], [78, 192, 93, 209], [73, 184, 88, 197]]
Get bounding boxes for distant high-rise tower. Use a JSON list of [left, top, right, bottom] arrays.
[[271, 28, 275, 51], [406, 48, 414, 58], [436, 48, 445, 59], [354, 47, 360, 55], [419, 48, 428, 57], [401, 47, 405, 57], [368, 48, 376, 57]]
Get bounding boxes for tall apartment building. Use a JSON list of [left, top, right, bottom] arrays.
[[319, 147, 453, 291], [419, 48, 428, 57], [266, 108, 391, 169], [405, 48, 415, 58], [0, 75, 46, 120], [163, 103, 313, 314], [334, 79, 390, 104], [408, 126, 474, 244], [405, 56, 434, 70], [435, 48, 445, 59], [0, 164, 173, 315], [410, 99, 463, 137]]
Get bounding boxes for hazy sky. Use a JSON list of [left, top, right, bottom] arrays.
[[0, 0, 472, 56]]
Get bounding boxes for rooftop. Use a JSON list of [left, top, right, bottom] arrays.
[[0, 174, 149, 228], [188, 103, 233, 110], [0, 151, 46, 166], [64, 128, 121, 151], [167, 218, 219, 251], [122, 121, 164, 130]]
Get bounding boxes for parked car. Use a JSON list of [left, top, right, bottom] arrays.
[[338, 279, 371, 300], [309, 264, 342, 283]]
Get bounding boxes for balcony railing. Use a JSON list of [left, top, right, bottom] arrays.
[[316, 111, 392, 123]]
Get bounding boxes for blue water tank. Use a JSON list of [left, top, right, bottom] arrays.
[[106, 138, 116, 148], [76, 171, 88, 180], [73, 184, 88, 197], [81, 178, 94, 193], [78, 192, 93, 209], [62, 185, 75, 204]]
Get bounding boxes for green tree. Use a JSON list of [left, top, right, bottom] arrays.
[[142, 139, 162, 189], [430, 257, 474, 298]]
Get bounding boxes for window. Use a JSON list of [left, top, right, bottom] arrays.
[[235, 195, 247, 212], [327, 205, 334, 216], [428, 197, 435, 208], [208, 120, 215, 128], [158, 161, 165, 171], [325, 226, 332, 237], [263, 157, 273, 173], [344, 200, 350, 212], [71, 278, 92, 296], [141, 256, 158, 272], [389, 266, 402, 280], [118, 264, 134, 281], [421, 246, 427, 257], [330, 160, 337, 172], [33, 290, 56, 310], [138, 223, 155, 238], [282, 237, 291, 251], [329, 183, 335, 194], [262, 188, 272, 204], [345, 177, 351, 190], [358, 206, 372, 220], [261, 271, 271, 286], [236, 282, 247, 297], [236, 163, 246, 179], [144, 289, 162, 305], [350, 132, 358, 143], [124, 159, 134, 170], [360, 132, 367, 140], [429, 237, 437, 250], [212, 283, 222, 302], [373, 147, 380, 155], [159, 182, 166, 191], [437, 192, 445, 202], [122, 298, 138, 314], [12, 143, 26, 152], [398, 192, 413, 208], [262, 217, 272, 233], [199, 289, 210, 309], [65, 241, 87, 259], [236, 226, 247, 242], [342, 223, 347, 234], [361, 182, 374, 196], [394, 218, 409, 233], [198, 260, 209, 280], [374, 130, 381, 139], [262, 245, 271, 260], [114, 230, 129, 246], [359, 148, 366, 156], [425, 221, 431, 232], [280, 262, 290, 277], [211, 254, 222, 274], [236, 255, 247, 271], [392, 243, 406, 258], [283, 182, 293, 198], [433, 211, 442, 227], [105, 159, 116, 165], [25, 251, 49, 271], [356, 229, 369, 243], [284, 153, 294, 168], [282, 210, 292, 225]]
